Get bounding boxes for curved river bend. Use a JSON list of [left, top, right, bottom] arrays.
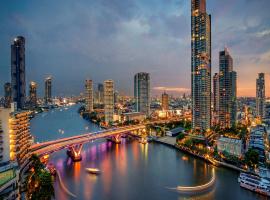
[[30, 105, 264, 200]]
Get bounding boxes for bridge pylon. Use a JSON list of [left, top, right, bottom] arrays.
[[67, 144, 83, 161], [110, 134, 121, 144]]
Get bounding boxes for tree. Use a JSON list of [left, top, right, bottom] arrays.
[[244, 149, 259, 169], [27, 154, 55, 200], [176, 133, 185, 141]]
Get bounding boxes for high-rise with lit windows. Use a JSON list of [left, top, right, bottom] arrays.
[[191, 0, 211, 132], [45, 76, 52, 104], [104, 80, 114, 124], [134, 72, 150, 116], [218, 48, 237, 128], [11, 36, 26, 110], [85, 79, 93, 113], [4, 82, 12, 108], [256, 73, 265, 119], [29, 81, 37, 108]]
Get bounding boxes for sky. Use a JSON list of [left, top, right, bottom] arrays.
[[0, 0, 269, 97]]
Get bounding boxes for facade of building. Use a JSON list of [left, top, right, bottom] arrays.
[[121, 112, 146, 122], [97, 83, 104, 104], [162, 92, 169, 111], [11, 36, 26, 110], [191, 0, 212, 132], [213, 73, 219, 113], [256, 73, 265, 119], [29, 81, 37, 108], [85, 79, 93, 113], [104, 80, 114, 124], [45, 76, 52, 104], [217, 137, 243, 157], [218, 48, 237, 128], [4, 82, 12, 108], [134, 72, 150, 116]]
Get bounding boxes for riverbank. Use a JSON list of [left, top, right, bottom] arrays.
[[154, 137, 247, 173]]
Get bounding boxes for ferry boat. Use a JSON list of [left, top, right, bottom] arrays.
[[85, 168, 101, 174], [238, 173, 270, 196]]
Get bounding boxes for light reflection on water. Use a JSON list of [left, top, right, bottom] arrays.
[[30, 105, 261, 200]]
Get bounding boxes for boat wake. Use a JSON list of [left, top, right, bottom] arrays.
[[56, 170, 77, 198], [168, 169, 215, 193]]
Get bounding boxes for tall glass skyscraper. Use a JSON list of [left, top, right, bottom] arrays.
[[191, 0, 211, 132], [104, 80, 114, 124], [85, 79, 93, 113], [45, 76, 52, 104], [219, 48, 237, 128], [11, 36, 26, 109], [134, 72, 150, 116], [29, 81, 37, 108], [256, 73, 265, 119]]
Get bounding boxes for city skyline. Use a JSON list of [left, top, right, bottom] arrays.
[[0, 0, 270, 97]]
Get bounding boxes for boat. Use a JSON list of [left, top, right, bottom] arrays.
[[238, 173, 270, 196], [85, 168, 101, 174]]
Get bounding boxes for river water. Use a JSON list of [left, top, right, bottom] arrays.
[[30, 104, 264, 200]]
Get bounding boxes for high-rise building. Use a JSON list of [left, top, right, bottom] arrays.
[[191, 0, 211, 132], [85, 79, 93, 113], [134, 72, 150, 116], [45, 76, 52, 104], [29, 81, 37, 108], [213, 73, 219, 113], [4, 82, 12, 108], [219, 48, 237, 128], [97, 83, 104, 104], [104, 80, 114, 124], [162, 92, 169, 111], [256, 73, 265, 119], [0, 107, 19, 199], [114, 90, 119, 104], [11, 36, 26, 110]]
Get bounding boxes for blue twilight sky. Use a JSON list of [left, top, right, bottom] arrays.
[[0, 0, 269, 97]]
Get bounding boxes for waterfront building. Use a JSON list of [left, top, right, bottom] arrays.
[[256, 73, 265, 119], [11, 36, 26, 110], [218, 48, 237, 128], [104, 80, 114, 124], [121, 112, 146, 122], [85, 79, 93, 113], [217, 137, 243, 157], [191, 0, 212, 132], [162, 92, 169, 111], [97, 83, 104, 104], [4, 82, 12, 108], [29, 81, 37, 108], [134, 72, 150, 116], [0, 107, 20, 199], [44, 76, 52, 104]]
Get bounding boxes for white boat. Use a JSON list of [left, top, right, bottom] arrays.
[[238, 173, 270, 196], [85, 168, 101, 174]]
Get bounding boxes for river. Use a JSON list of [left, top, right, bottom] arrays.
[[30, 104, 264, 200]]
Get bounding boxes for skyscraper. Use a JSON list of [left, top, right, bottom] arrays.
[[97, 83, 104, 104], [256, 73, 265, 119], [45, 76, 52, 104], [219, 48, 237, 128], [104, 80, 114, 124], [134, 72, 150, 116], [191, 0, 211, 132], [4, 82, 12, 108], [29, 81, 37, 108], [162, 92, 169, 111], [213, 73, 219, 114], [85, 79, 93, 113], [11, 36, 26, 109]]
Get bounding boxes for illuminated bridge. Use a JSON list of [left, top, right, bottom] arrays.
[[30, 117, 189, 161], [31, 124, 146, 161]]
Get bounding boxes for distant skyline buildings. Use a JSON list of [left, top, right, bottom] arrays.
[[11, 36, 26, 109], [104, 80, 114, 124], [256, 73, 265, 119], [29, 81, 37, 108], [44, 76, 52, 104], [4, 82, 11, 108], [134, 72, 150, 116], [85, 79, 93, 113], [162, 92, 169, 111], [191, 0, 212, 132]]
